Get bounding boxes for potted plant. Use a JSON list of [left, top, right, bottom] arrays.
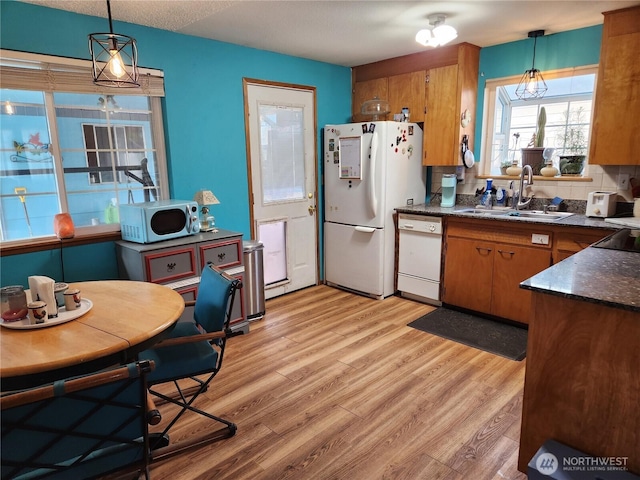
[[558, 107, 588, 176], [521, 106, 546, 175], [500, 159, 512, 175]]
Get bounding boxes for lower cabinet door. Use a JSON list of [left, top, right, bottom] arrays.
[[443, 237, 493, 314], [491, 244, 551, 324]]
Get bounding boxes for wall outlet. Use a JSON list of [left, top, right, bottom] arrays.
[[531, 233, 550, 245], [618, 173, 630, 190]]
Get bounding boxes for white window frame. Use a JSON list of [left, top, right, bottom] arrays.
[[480, 65, 598, 176], [0, 50, 167, 247]]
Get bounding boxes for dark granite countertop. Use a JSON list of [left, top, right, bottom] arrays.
[[520, 246, 640, 312], [395, 203, 622, 230]]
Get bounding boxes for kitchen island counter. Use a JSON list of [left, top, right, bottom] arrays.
[[520, 244, 639, 312], [518, 240, 640, 474]]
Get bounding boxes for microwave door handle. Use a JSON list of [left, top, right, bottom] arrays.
[[187, 206, 194, 232]]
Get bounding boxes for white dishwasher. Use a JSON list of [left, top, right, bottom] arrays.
[[397, 214, 442, 305]]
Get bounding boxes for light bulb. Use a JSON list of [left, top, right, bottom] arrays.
[[527, 73, 537, 95], [108, 49, 125, 78], [4, 101, 14, 115]]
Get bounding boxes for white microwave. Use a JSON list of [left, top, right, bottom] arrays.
[[119, 200, 200, 243]]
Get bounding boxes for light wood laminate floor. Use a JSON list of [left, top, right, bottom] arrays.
[[148, 285, 527, 480]]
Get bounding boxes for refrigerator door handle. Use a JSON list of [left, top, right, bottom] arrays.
[[355, 226, 375, 233], [367, 130, 379, 218]]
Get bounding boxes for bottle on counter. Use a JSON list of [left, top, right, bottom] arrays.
[[481, 179, 494, 209]]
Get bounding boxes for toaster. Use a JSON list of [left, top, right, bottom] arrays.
[[586, 191, 617, 218]]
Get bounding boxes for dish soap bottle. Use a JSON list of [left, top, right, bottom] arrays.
[[482, 179, 494, 209]]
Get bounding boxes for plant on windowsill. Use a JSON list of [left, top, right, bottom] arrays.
[[521, 106, 546, 175], [557, 107, 588, 176], [500, 159, 512, 175]]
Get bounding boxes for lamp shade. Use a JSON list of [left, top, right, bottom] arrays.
[[88, 0, 139, 87], [193, 190, 220, 205], [433, 24, 457, 45]]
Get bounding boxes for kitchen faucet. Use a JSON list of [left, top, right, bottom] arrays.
[[512, 164, 534, 210]]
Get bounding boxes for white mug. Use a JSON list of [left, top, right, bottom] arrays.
[[27, 301, 47, 324], [64, 289, 81, 311]]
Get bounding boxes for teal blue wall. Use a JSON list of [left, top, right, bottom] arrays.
[[474, 25, 602, 157], [0, 1, 351, 286]]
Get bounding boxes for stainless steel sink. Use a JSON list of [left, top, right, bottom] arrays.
[[454, 208, 512, 216], [454, 208, 574, 222], [502, 210, 574, 220]]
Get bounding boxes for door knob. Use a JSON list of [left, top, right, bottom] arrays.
[[308, 205, 316, 215]]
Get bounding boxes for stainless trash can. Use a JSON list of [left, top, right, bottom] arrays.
[[243, 240, 265, 321]]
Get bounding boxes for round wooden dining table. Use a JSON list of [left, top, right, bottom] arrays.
[[0, 280, 184, 391]]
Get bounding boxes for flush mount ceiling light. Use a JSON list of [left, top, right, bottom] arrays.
[[89, 0, 139, 87], [415, 14, 458, 48], [515, 30, 548, 101]]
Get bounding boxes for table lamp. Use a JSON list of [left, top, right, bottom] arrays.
[[193, 189, 220, 232]]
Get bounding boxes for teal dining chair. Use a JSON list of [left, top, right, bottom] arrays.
[[139, 263, 242, 461], [1, 360, 155, 480]]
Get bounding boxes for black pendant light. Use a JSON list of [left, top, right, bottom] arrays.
[[89, 0, 139, 87], [515, 30, 547, 101]]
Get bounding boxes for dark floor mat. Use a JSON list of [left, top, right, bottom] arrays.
[[408, 308, 527, 361]]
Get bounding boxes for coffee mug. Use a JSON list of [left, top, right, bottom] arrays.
[[54, 282, 69, 307], [27, 300, 47, 324], [64, 289, 81, 311]]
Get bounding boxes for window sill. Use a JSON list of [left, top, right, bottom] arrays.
[[476, 174, 593, 182], [0, 231, 122, 257]]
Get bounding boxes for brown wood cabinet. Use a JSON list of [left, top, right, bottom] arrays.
[[589, 5, 640, 165], [387, 71, 425, 122], [442, 218, 615, 324], [352, 77, 388, 123], [443, 218, 552, 324], [552, 225, 615, 263], [351, 43, 480, 166], [519, 292, 640, 473]]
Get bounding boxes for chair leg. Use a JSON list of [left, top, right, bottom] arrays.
[[146, 392, 162, 425], [147, 378, 236, 462]]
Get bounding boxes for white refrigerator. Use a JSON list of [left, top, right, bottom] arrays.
[[324, 121, 426, 299]]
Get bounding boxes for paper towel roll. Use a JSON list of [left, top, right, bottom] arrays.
[[27, 276, 58, 318]]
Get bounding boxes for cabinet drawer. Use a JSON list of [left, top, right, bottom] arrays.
[[555, 232, 609, 253], [200, 239, 242, 269], [144, 247, 198, 284]]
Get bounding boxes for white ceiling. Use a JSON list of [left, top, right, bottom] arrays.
[[20, 0, 640, 67]]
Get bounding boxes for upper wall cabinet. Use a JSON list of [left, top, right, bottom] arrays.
[[352, 77, 388, 123], [590, 5, 640, 165], [351, 43, 480, 166], [388, 71, 426, 122]]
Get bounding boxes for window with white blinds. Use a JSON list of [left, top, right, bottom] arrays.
[[0, 50, 168, 244], [0, 50, 165, 96]]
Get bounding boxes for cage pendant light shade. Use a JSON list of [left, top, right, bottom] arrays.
[[515, 30, 547, 100], [89, 0, 139, 87]]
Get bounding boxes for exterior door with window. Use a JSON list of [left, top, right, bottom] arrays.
[[244, 81, 318, 299]]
